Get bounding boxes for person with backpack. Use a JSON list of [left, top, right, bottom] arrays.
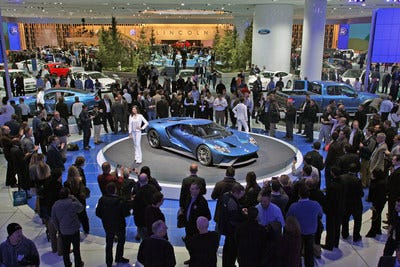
[[211, 167, 240, 238], [218, 183, 247, 267]]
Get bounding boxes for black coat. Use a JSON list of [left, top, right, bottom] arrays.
[[337, 152, 361, 174], [137, 237, 176, 267], [211, 177, 239, 222], [187, 231, 219, 267], [305, 150, 324, 171], [235, 220, 268, 267], [341, 173, 364, 209], [179, 175, 207, 208], [96, 194, 130, 232], [183, 195, 211, 237], [46, 144, 65, 171], [133, 184, 157, 227]]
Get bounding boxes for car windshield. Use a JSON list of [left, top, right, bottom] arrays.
[[342, 69, 362, 78], [261, 72, 273, 78], [193, 122, 232, 138]]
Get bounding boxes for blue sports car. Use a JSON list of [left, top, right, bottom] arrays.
[[147, 117, 259, 166], [11, 88, 100, 115]]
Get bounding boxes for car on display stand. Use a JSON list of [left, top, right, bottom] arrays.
[[10, 88, 100, 115], [16, 59, 45, 73], [45, 63, 84, 77], [147, 117, 259, 166], [248, 70, 294, 90]]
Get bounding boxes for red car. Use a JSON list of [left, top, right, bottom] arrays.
[[45, 63, 71, 77]]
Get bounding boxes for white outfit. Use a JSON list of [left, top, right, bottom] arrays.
[[232, 102, 249, 133], [128, 114, 149, 163], [37, 90, 45, 106]]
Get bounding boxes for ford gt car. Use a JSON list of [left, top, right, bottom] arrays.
[[147, 117, 259, 166]]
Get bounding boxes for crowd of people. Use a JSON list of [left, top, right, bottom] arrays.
[[2, 61, 400, 266]]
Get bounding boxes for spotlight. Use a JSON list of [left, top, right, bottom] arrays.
[[348, 0, 365, 2]]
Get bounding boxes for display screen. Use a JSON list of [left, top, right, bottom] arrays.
[[371, 8, 400, 63]]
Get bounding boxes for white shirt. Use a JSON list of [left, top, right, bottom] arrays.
[[45, 81, 51, 90], [232, 102, 248, 122], [213, 97, 228, 111], [128, 114, 149, 133], [72, 102, 84, 118], [37, 91, 45, 105], [123, 93, 132, 104]]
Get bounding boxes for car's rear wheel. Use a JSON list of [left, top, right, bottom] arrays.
[[147, 129, 160, 148], [197, 145, 212, 166]]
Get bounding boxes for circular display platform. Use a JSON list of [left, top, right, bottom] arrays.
[[98, 132, 301, 199]]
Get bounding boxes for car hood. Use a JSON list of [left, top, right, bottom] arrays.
[[358, 92, 378, 102], [209, 134, 259, 154]]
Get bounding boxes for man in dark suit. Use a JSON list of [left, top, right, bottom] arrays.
[[46, 135, 65, 172], [383, 199, 400, 257], [186, 216, 219, 267], [337, 144, 361, 174], [387, 156, 400, 232], [341, 163, 364, 242], [349, 120, 365, 153], [322, 166, 345, 251], [180, 181, 211, 265], [99, 94, 114, 133], [133, 173, 157, 240], [96, 182, 130, 267], [367, 132, 388, 238], [79, 105, 92, 150], [235, 207, 268, 267], [324, 131, 345, 189], [179, 164, 206, 209], [305, 141, 324, 187], [211, 166, 240, 231]]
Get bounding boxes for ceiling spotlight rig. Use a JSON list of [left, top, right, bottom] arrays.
[[348, 0, 365, 2]]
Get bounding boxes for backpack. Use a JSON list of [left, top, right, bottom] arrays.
[[217, 192, 234, 236], [67, 143, 79, 151]]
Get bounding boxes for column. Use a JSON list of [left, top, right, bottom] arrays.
[[252, 4, 293, 72], [233, 16, 251, 40], [300, 0, 327, 81]]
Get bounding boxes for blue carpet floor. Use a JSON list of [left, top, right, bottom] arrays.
[[28, 128, 372, 246]]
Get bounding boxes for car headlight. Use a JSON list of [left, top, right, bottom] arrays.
[[214, 145, 230, 153], [249, 137, 257, 145]]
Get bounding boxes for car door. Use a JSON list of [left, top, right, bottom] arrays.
[[44, 91, 57, 113], [338, 85, 358, 111], [168, 124, 194, 153], [63, 92, 76, 113]]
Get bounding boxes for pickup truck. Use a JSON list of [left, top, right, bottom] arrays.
[[275, 80, 378, 113]]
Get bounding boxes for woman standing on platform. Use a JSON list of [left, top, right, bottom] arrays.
[[128, 106, 149, 164]]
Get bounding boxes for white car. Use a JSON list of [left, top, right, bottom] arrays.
[[73, 71, 117, 92], [341, 69, 368, 85], [0, 69, 37, 97], [248, 71, 293, 90], [176, 69, 195, 81], [16, 59, 45, 73]]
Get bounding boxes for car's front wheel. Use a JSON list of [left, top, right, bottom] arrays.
[[147, 129, 161, 148], [197, 145, 212, 166]]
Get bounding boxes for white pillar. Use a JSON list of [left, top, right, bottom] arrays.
[[252, 4, 293, 72], [233, 16, 250, 40], [300, 0, 327, 81]]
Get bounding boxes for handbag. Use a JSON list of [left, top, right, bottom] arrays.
[[13, 190, 27, 206], [177, 211, 186, 228]]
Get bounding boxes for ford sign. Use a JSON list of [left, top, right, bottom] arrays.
[[258, 29, 271, 35]]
